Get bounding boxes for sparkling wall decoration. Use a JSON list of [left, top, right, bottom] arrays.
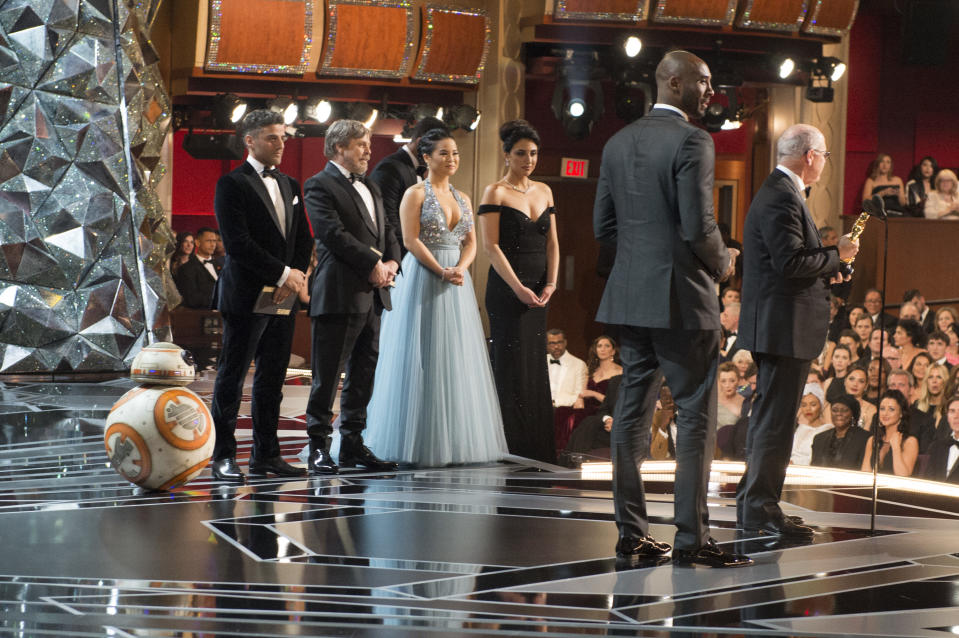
[[0, 0, 174, 373]]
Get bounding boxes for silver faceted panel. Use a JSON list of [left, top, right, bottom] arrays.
[[0, 0, 172, 373]]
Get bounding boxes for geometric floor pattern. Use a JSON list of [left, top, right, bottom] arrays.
[[3, 375, 959, 636]]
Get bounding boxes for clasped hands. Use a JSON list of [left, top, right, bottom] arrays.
[[440, 266, 465, 286], [272, 268, 308, 304], [368, 259, 399, 288], [516, 283, 555, 308]]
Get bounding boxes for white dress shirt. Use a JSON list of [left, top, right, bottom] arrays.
[[403, 144, 424, 183], [245, 155, 290, 287], [548, 350, 588, 407], [948, 436, 959, 475], [330, 160, 376, 229]]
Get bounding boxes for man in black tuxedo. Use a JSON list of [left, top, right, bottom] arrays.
[[173, 226, 220, 309], [594, 51, 747, 568], [303, 119, 401, 474], [924, 397, 959, 482], [209, 110, 313, 481], [368, 116, 446, 257], [737, 124, 859, 536]]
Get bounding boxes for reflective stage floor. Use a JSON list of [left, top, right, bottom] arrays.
[[3, 375, 959, 637]]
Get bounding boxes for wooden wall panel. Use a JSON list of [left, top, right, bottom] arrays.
[[652, 0, 737, 26], [319, 1, 413, 78], [205, 0, 312, 73], [803, 0, 859, 36], [412, 7, 489, 84], [736, 0, 808, 32], [553, 0, 647, 22]]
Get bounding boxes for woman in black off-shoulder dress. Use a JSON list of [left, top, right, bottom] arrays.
[[477, 120, 560, 463]]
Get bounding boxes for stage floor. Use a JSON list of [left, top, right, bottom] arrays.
[[2, 374, 959, 637]]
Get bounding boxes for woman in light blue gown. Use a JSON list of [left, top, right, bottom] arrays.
[[365, 129, 508, 467]]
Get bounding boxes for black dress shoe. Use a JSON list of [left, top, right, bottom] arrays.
[[615, 535, 672, 558], [211, 458, 245, 482], [747, 517, 815, 538], [248, 455, 306, 477], [308, 447, 339, 475], [672, 538, 753, 568], [339, 439, 398, 471]]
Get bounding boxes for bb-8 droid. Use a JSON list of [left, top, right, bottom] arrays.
[[104, 342, 215, 490]]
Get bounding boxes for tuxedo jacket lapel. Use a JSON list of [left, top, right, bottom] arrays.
[[242, 166, 285, 237], [328, 166, 378, 236]]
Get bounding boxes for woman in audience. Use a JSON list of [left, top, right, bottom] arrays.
[[824, 344, 853, 404], [731, 349, 753, 381], [555, 336, 622, 443], [861, 389, 918, 476], [935, 307, 959, 334], [893, 318, 926, 370], [853, 314, 874, 347], [791, 383, 833, 466], [838, 329, 863, 363], [862, 153, 906, 213], [924, 169, 959, 219], [169, 231, 194, 275], [917, 363, 948, 418], [717, 362, 744, 429], [944, 323, 959, 365], [865, 357, 890, 406], [908, 352, 934, 392], [811, 394, 869, 470], [844, 366, 875, 427], [905, 156, 938, 216]]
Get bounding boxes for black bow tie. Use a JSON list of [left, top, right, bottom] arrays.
[[349, 173, 365, 184], [202, 259, 215, 265], [415, 164, 428, 178], [951, 439, 959, 449], [261, 167, 279, 179], [549, 359, 561, 365], [804, 186, 812, 198]]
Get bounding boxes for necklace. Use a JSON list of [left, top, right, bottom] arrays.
[[502, 177, 530, 194]]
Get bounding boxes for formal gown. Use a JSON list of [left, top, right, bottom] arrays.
[[554, 377, 611, 452], [477, 203, 555, 463], [364, 182, 508, 467]]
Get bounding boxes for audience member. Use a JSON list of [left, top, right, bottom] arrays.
[[898, 302, 921, 324], [924, 396, 959, 483], [883, 346, 902, 371], [887, 369, 937, 453], [824, 344, 853, 403], [827, 295, 850, 343], [862, 153, 906, 214], [721, 287, 741, 308], [717, 362, 744, 429], [865, 327, 890, 361], [893, 318, 927, 370], [865, 357, 890, 405], [944, 323, 959, 364], [561, 375, 622, 463], [807, 367, 825, 388], [847, 304, 867, 331], [720, 302, 741, 360], [173, 226, 221, 309], [852, 314, 873, 346], [554, 335, 621, 450], [818, 225, 838, 247], [649, 386, 677, 461], [212, 229, 225, 266], [905, 156, 938, 217], [908, 352, 935, 389], [731, 349, 753, 380], [791, 383, 832, 466], [926, 331, 952, 368], [546, 329, 588, 408], [170, 231, 194, 276], [935, 307, 959, 334], [811, 394, 869, 470], [902, 288, 935, 334], [838, 329, 863, 362], [863, 288, 895, 330], [924, 169, 959, 220], [844, 365, 875, 427], [916, 363, 948, 420], [862, 389, 918, 476]]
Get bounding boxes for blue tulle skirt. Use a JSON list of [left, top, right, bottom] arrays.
[[364, 245, 508, 467]]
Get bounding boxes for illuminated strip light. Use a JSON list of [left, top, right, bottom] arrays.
[[581, 460, 959, 497]]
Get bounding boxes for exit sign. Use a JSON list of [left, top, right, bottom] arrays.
[[561, 157, 589, 179]]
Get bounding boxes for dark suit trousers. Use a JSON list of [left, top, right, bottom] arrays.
[[306, 307, 381, 444], [736, 353, 810, 528], [613, 326, 719, 551], [211, 311, 296, 461]]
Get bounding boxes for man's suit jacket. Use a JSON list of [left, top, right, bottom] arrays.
[[368, 148, 417, 255], [213, 161, 313, 314], [304, 163, 401, 315], [174, 254, 219, 309], [738, 169, 841, 361], [594, 108, 729, 330], [924, 437, 959, 483], [810, 426, 870, 470], [549, 351, 588, 407]]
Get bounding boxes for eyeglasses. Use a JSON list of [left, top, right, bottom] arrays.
[[808, 148, 831, 159]]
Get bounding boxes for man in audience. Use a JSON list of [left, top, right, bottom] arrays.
[[927, 331, 952, 369], [720, 302, 741, 361], [818, 225, 838, 247], [904, 289, 935, 335], [174, 226, 221, 309], [546, 329, 588, 407], [864, 288, 896, 329], [887, 369, 936, 453], [883, 346, 902, 371], [924, 396, 959, 483], [899, 301, 921, 325], [852, 314, 873, 347], [721, 287, 740, 309]]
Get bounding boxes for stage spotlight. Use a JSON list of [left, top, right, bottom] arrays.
[[551, 76, 604, 140], [721, 119, 742, 130], [212, 93, 247, 129], [304, 98, 333, 123], [267, 97, 298, 125], [701, 102, 727, 133], [823, 57, 847, 81], [777, 56, 796, 79], [183, 133, 245, 160], [445, 104, 481, 131], [567, 98, 586, 118], [614, 81, 652, 123], [349, 103, 379, 128], [410, 103, 443, 122], [805, 57, 845, 103], [623, 35, 642, 58]]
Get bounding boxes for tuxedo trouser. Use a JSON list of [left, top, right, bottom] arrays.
[[613, 325, 720, 551], [305, 307, 381, 444], [736, 353, 810, 528], [211, 311, 296, 461]]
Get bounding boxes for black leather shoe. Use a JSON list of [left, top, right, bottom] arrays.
[[672, 538, 753, 568], [248, 455, 306, 477], [308, 447, 339, 475], [615, 535, 671, 558], [340, 438, 398, 471], [786, 514, 805, 525], [747, 517, 815, 538], [211, 458, 245, 482]]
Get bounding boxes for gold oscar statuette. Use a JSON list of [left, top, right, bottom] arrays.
[[841, 211, 869, 265]]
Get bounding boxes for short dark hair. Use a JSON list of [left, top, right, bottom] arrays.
[[237, 109, 284, 139], [196, 226, 217, 238], [416, 128, 455, 163], [831, 393, 861, 424], [546, 328, 565, 338], [897, 318, 925, 347], [839, 328, 861, 344], [928, 330, 950, 344], [499, 119, 540, 152], [902, 288, 922, 303], [411, 117, 447, 140]]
